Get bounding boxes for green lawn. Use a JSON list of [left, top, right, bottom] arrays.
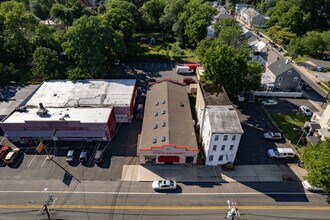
[[271, 113, 306, 146], [138, 42, 199, 63]]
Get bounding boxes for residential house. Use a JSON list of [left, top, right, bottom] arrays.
[[240, 8, 267, 28], [235, 3, 249, 15], [195, 82, 243, 166], [264, 59, 302, 91]]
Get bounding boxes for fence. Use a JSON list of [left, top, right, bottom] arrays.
[[253, 91, 303, 98]]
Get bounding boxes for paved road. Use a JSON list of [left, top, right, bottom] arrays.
[[0, 180, 328, 219]]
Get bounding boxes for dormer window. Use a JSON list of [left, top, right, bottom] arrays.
[[287, 70, 292, 75]]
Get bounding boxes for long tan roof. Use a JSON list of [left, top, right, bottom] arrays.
[[139, 81, 197, 149]]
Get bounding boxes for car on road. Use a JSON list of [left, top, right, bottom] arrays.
[[4, 148, 21, 164], [94, 148, 105, 164], [299, 105, 312, 117], [152, 179, 177, 191], [263, 132, 282, 140], [267, 148, 295, 159], [0, 145, 11, 160], [262, 99, 277, 106], [302, 180, 323, 192], [66, 149, 75, 163], [79, 149, 89, 162]]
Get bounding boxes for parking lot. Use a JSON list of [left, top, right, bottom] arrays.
[[235, 96, 319, 165]]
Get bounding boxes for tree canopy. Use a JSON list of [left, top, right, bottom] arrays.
[[301, 139, 330, 193], [62, 15, 125, 78], [32, 47, 62, 80]]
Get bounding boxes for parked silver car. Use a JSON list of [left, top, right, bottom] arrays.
[[263, 132, 282, 140], [299, 105, 312, 117], [262, 99, 277, 106]]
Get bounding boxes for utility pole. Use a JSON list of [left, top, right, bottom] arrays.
[[37, 195, 54, 219]]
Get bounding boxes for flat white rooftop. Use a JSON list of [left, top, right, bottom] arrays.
[[3, 107, 113, 123], [26, 80, 136, 108], [206, 105, 244, 134]]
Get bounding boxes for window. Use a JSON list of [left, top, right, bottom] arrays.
[[293, 77, 298, 82], [153, 124, 158, 129], [215, 135, 219, 141], [223, 135, 228, 141], [232, 135, 236, 141], [209, 155, 213, 161], [213, 145, 217, 151], [162, 100, 166, 104], [278, 77, 283, 82], [221, 145, 225, 151], [277, 83, 281, 88], [154, 112, 158, 116], [162, 110, 166, 115], [229, 145, 234, 150], [155, 102, 159, 106], [218, 155, 223, 161], [161, 136, 166, 142], [287, 70, 292, 75], [162, 121, 166, 127], [152, 138, 157, 144]]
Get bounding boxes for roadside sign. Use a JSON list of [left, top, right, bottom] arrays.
[[36, 141, 44, 154]]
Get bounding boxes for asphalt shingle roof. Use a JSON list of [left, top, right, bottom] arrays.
[[267, 59, 294, 76], [138, 81, 197, 149]]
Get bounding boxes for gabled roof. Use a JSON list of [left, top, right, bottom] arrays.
[[267, 59, 296, 76], [139, 81, 197, 149], [242, 8, 259, 18]]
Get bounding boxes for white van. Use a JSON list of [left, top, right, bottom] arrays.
[[267, 148, 295, 159], [176, 66, 194, 74]]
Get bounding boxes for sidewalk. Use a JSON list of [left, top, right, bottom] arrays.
[[121, 164, 307, 183]]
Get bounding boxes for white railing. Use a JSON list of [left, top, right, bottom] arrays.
[[253, 91, 303, 98]]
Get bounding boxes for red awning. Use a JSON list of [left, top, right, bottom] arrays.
[[158, 156, 179, 163]]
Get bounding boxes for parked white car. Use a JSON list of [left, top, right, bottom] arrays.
[[267, 148, 295, 159], [152, 180, 177, 191], [302, 180, 323, 192], [262, 99, 277, 106], [176, 66, 194, 74], [299, 105, 312, 117], [263, 132, 282, 140]]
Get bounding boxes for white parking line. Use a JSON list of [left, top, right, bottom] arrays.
[[27, 154, 37, 168], [41, 149, 53, 167], [0, 137, 5, 144]]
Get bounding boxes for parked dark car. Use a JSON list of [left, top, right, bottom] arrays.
[[66, 149, 75, 163]]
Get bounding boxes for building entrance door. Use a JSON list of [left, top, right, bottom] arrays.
[[158, 156, 179, 163]]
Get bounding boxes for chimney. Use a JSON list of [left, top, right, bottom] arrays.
[[39, 102, 44, 109], [285, 59, 290, 64]]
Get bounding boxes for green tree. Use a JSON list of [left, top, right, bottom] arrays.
[[267, 25, 296, 46], [202, 44, 262, 98], [0, 1, 37, 62], [174, 0, 215, 47], [104, 0, 141, 26], [32, 24, 65, 52], [301, 139, 330, 193], [0, 63, 18, 87], [288, 38, 305, 58], [32, 47, 62, 80], [30, 0, 53, 20], [257, 0, 276, 14], [159, 0, 185, 32], [196, 38, 214, 63], [278, 6, 305, 35], [301, 31, 326, 56], [50, 0, 96, 27], [62, 15, 125, 78], [140, 0, 166, 30], [321, 30, 330, 53], [102, 8, 136, 55]]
